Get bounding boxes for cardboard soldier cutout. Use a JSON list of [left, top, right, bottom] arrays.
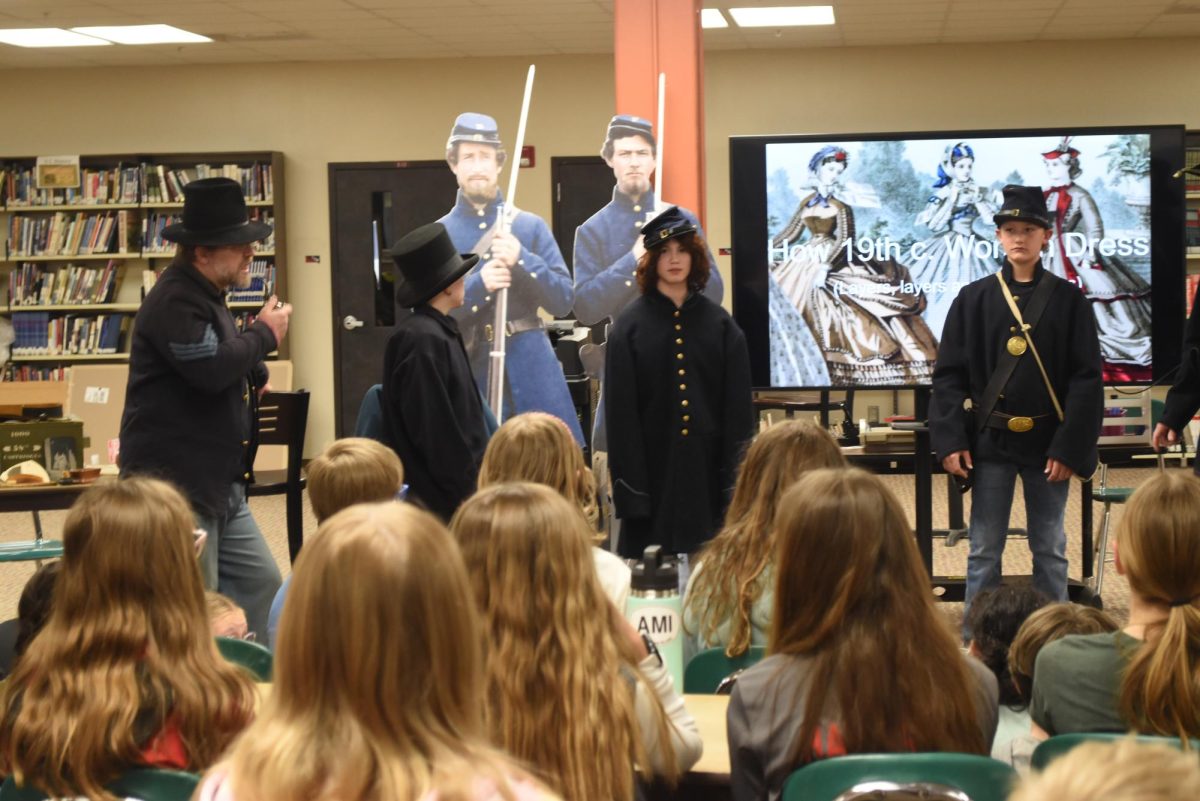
[[441, 112, 583, 444], [573, 115, 723, 451]]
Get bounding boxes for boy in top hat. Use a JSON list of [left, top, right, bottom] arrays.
[[438, 112, 583, 445], [931, 185, 1102, 625], [381, 222, 488, 521], [573, 114, 723, 452], [120, 177, 292, 639]]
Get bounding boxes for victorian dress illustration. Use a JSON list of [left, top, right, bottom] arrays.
[[771, 191, 937, 385], [1043, 183, 1152, 382], [908, 181, 999, 337]]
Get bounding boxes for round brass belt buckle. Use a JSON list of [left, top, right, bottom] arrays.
[[1006, 336, 1028, 356], [1007, 416, 1034, 433]]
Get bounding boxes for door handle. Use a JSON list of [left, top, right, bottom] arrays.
[[343, 315, 365, 331]]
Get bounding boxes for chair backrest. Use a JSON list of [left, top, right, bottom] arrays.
[[216, 635, 274, 681], [257, 389, 310, 464], [1097, 392, 1154, 446], [782, 753, 1018, 801], [683, 645, 767, 694], [1030, 732, 1200, 771], [0, 768, 200, 801]]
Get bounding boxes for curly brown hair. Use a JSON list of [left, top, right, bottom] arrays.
[[635, 231, 710, 295]]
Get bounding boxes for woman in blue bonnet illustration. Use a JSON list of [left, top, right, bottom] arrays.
[[908, 142, 999, 337], [771, 146, 936, 385]]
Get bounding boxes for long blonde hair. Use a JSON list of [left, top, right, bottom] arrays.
[[685, 421, 844, 656], [221, 502, 528, 801], [478, 412, 599, 530], [1116, 470, 1200, 739], [0, 478, 255, 801], [771, 468, 986, 763], [451, 483, 676, 801]]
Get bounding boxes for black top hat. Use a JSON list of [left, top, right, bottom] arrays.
[[446, 112, 502, 149], [605, 115, 655, 146], [640, 206, 696, 250], [993, 185, 1052, 229], [389, 223, 480, 308], [160, 178, 272, 246]]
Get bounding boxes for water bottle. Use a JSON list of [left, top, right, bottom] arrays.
[[627, 545, 684, 690]]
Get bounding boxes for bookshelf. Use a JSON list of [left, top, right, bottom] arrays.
[[0, 151, 286, 381], [1185, 135, 1200, 316]]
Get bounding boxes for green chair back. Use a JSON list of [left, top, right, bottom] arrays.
[[781, 753, 1018, 801], [0, 768, 200, 801], [683, 645, 766, 693], [216, 635, 274, 681], [1030, 732, 1200, 771]]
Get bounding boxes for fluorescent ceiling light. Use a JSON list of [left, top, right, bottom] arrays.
[[701, 9, 730, 28], [0, 28, 111, 47], [728, 5, 836, 27], [72, 24, 212, 44]]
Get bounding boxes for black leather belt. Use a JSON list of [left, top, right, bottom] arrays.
[[483, 316, 544, 342], [985, 411, 1053, 433]]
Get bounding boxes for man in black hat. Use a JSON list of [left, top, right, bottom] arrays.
[[931, 185, 1102, 626], [438, 112, 583, 444], [120, 177, 292, 639], [572, 114, 723, 453], [381, 222, 488, 521]]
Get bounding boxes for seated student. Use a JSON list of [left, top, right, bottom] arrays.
[[266, 437, 404, 649], [0, 560, 61, 678], [477, 412, 630, 611], [451, 483, 702, 801], [1031, 470, 1200, 739], [727, 468, 997, 801], [682, 421, 844, 658], [198, 502, 555, 801], [963, 585, 1050, 765], [0, 479, 256, 800], [207, 592, 250, 640], [1009, 738, 1200, 801], [1002, 601, 1118, 770]]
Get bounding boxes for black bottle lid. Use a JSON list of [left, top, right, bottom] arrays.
[[630, 545, 678, 593]]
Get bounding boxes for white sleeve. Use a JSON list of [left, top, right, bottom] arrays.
[[634, 653, 704, 774]]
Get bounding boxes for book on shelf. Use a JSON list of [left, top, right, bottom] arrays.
[[7, 210, 133, 257], [227, 259, 276, 304], [2, 364, 66, 382], [10, 310, 128, 356], [249, 209, 275, 252], [141, 267, 161, 297], [8, 261, 120, 306], [142, 211, 182, 255], [3, 163, 140, 207], [1189, 274, 1200, 318]]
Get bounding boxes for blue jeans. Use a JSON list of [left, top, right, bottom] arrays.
[[965, 460, 1069, 623], [195, 483, 282, 641]]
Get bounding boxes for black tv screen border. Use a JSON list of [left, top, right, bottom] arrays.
[[729, 124, 1186, 391]]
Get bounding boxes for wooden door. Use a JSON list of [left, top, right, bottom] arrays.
[[328, 162, 457, 437]]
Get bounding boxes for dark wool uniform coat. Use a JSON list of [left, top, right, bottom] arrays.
[[382, 305, 489, 521], [1160, 290, 1200, 476], [930, 261, 1103, 479], [605, 289, 755, 558]]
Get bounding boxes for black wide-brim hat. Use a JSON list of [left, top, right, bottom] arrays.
[[390, 222, 480, 308], [993, 184, 1052, 229], [161, 177, 272, 246], [640, 206, 696, 250]]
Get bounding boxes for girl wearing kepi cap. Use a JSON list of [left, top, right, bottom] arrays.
[[604, 207, 755, 561]]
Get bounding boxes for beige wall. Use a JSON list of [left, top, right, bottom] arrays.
[[4, 36, 1199, 450]]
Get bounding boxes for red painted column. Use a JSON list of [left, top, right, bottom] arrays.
[[613, 0, 707, 224]]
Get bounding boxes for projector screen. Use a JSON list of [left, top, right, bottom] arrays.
[[729, 125, 1186, 390]]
